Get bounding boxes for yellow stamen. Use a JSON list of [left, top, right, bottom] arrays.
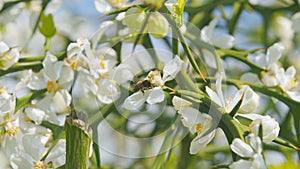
[[34, 161, 45, 169], [7, 126, 19, 136], [100, 57, 106, 69], [4, 54, 13, 61], [288, 79, 298, 88], [109, 0, 124, 5], [46, 81, 59, 94], [196, 123, 203, 134], [70, 59, 81, 70], [24, 115, 32, 122], [0, 86, 7, 95]]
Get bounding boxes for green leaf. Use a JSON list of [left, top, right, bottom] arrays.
[[273, 138, 300, 151], [15, 89, 47, 112], [38, 12, 56, 38]]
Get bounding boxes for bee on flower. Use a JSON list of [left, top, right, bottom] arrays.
[[123, 56, 183, 110]]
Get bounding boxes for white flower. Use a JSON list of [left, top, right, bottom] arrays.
[[67, 38, 128, 104], [292, 12, 300, 32], [122, 9, 169, 38], [249, 0, 293, 7], [176, 105, 216, 154], [123, 56, 183, 110], [25, 53, 74, 115], [0, 41, 20, 70], [275, 66, 300, 102], [0, 86, 15, 118], [94, 0, 132, 13], [205, 72, 259, 114], [172, 96, 216, 154], [230, 133, 266, 169], [148, 12, 169, 38], [201, 18, 235, 49], [253, 43, 285, 69], [239, 114, 280, 143]]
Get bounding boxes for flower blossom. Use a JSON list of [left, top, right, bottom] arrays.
[[230, 133, 266, 169], [123, 56, 183, 110]]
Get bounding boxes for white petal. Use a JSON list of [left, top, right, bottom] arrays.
[[24, 107, 45, 125], [266, 43, 284, 67], [10, 156, 32, 169], [0, 41, 9, 53], [146, 87, 165, 104], [205, 86, 223, 107], [162, 55, 183, 82], [203, 49, 217, 69], [148, 12, 169, 38], [252, 154, 267, 169], [123, 7, 146, 31], [250, 116, 280, 143], [230, 138, 255, 158], [286, 90, 300, 102], [22, 134, 47, 161], [27, 70, 47, 90], [46, 139, 66, 168], [179, 107, 213, 133], [94, 0, 112, 13], [165, 0, 177, 15], [226, 88, 243, 113], [43, 53, 62, 81], [240, 86, 260, 113], [292, 12, 300, 32], [247, 133, 262, 154], [216, 72, 225, 107], [172, 96, 192, 110], [51, 90, 72, 113], [123, 91, 147, 110], [97, 79, 120, 104], [58, 65, 74, 88], [201, 18, 218, 43], [211, 32, 235, 49], [240, 73, 261, 84], [0, 48, 20, 70], [285, 66, 296, 80], [190, 130, 216, 154], [229, 159, 253, 169]]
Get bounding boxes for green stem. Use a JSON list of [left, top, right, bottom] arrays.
[[65, 110, 92, 169], [0, 62, 43, 76], [165, 15, 207, 82], [228, 1, 244, 34]]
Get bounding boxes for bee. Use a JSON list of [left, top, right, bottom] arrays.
[[134, 79, 154, 93]]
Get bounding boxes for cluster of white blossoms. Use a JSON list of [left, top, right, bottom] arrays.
[[0, 83, 65, 168], [242, 42, 300, 102], [0, 0, 300, 168]]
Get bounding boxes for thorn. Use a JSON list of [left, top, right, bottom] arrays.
[[169, 91, 177, 95], [211, 165, 217, 168], [99, 14, 108, 19], [199, 72, 207, 83]]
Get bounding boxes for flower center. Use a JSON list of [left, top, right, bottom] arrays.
[[69, 59, 81, 70], [4, 54, 12, 61], [196, 123, 203, 134], [46, 81, 59, 94], [0, 86, 7, 95], [100, 57, 106, 69], [109, 0, 125, 6], [7, 126, 19, 136], [288, 78, 298, 88], [34, 161, 45, 169]]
